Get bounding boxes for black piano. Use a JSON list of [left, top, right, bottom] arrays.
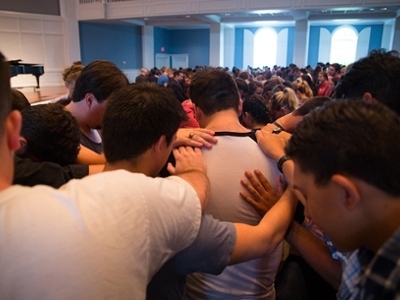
[[8, 59, 45, 89]]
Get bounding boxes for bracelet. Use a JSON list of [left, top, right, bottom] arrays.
[[277, 155, 290, 173]]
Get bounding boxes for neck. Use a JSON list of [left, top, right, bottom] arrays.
[[65, 101, 92, 136], [359, 182, 400, 253], [202, 110, 250, 132], [103, 152, 157, 177]]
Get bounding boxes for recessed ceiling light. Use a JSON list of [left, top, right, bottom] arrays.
[[225, 13, 230, 16], [381, 7, 387, 10], [144, 18, 148, 20], [369, 8, 374, 11], [321, 10, 328, 13], [185, 15, 190, 18]]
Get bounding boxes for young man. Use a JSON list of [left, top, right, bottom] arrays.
[[335, 49, 400, 115], [101, 83, 297, 300], [65, 60, 129, 153], [18, 103, 81, 165], [285, 100, 400, 299], [185, 68, 283, 299], [0, 52, 208, 300]]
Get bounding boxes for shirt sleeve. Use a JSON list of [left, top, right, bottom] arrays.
[[142, 175, 202, 275], [173, 213, 236, 275]]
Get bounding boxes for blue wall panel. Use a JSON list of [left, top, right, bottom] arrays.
[[154, 27, 172, 55], [308, 26, 321, 67], [79, 22, 142, 69], [170, 29, 210, 67]]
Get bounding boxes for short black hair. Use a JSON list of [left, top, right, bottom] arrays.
[[102, 83, 187, 163], [190, 68, 240, 115], [286, 100, 400, 196], [72, 60, 129, 103], [242, 95, 271, 125], [335, 49, 400, 115], [11, 89, 30, 111], [20, 103, 81, 165]]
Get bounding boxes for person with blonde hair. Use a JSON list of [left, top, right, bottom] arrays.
[[292, 79, 313, 105], [51, 61, 84, 104], [268, 87, 299, 121]]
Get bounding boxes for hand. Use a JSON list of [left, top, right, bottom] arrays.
[[255, 129, 288, 161], [167, 146, 206, 175], [239, 169, 282, 216], [174, 128, 218, 149], [262, 123, 292, 142]]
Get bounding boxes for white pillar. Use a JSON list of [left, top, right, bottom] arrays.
[[223, 25, 235, 70], [293, 19, 309, 67], [209, 23, 222, 67], [142, 26, 154, 68], [59, 0, 81, 64]]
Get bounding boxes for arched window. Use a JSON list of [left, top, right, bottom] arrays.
[[253, 27, 278, 69], [330, 26, 358, 65]]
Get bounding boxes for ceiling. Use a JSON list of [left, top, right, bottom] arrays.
[[121, 5, 400, 29]]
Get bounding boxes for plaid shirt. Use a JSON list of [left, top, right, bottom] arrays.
[[359, 226, 400, 299]]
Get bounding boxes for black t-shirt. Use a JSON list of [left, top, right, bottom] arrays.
[[13, 156, 89, 188]]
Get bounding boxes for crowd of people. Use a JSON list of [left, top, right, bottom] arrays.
[[1, 48, 400, 299]]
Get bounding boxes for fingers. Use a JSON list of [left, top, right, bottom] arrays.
[[175, 128, 218, 148], [253, 169, 274, 190]]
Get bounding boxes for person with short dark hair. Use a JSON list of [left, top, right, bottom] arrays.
[[0, 52, 209, 299], [185, 67, 284, 299], [18, 103, 81, 165], [65, 60, 129, 154], [286, 100, 400, 299], [335, 49, 400, 114], [11, 88, 30, 111], [167, 70, 186, 103]]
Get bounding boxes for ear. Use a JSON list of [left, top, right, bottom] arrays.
[[153, 135, 167, 154], [15, 137, 27, 155], [331, 174, 361, 211], [6, 110, 22, 152], [193, 104, 202, 122], [84, 93, 96, 109], [237, 98, 243, 116], [362, 92, 378, 105]]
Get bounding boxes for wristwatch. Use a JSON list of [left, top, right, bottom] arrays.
[[272, 127, 283, 134], [277, 155, 290, 173]]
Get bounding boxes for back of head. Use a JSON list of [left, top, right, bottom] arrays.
[[62, 61, 84, 84], [269, 87, 299, 112], [72, 60, 129, 103], [292, 80, 313, 98], [0, 52, 12, 137], [334, 49, 400, 115], [190, 68, 240, 115], [20, 103, 81, 165], [102, 83, 187, 163], [11, 89, 30, 111], [235, 78, 249, 97], [286, 100, 400, 196], [242, 94, 271, 125]]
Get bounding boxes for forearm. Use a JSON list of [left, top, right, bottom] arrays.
[[230, 188, 296, 264], [77, 145, 106, 165], [286, 221, 342, 289], [177, 169, 210, 211]]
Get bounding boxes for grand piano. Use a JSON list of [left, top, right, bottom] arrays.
[[8, 59, 45, 89]]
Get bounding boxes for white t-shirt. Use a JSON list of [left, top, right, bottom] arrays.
[[186, 134, 282, 299], [0, 170, 201, 300]]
